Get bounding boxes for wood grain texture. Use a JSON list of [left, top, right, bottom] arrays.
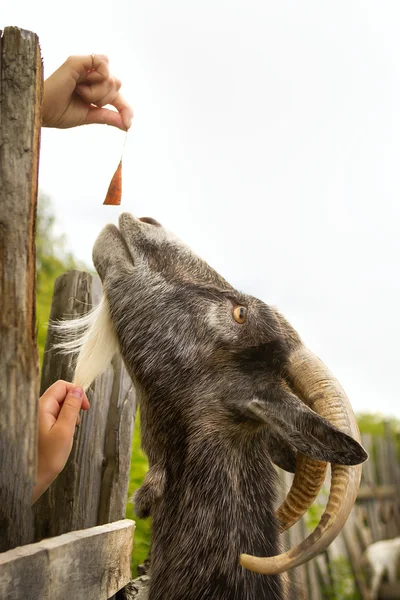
[[378, 584, 400, 599], [116, 576, 149, 600], [0, 519, 135, 600], [34, 271, 136, 540], [0, 26, 42, 552]]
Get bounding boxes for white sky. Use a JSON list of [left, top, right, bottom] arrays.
[[2, 1, 400, 417]]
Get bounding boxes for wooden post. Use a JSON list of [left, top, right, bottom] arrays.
[[0, 27, 42, 552], [34, 271, 136, 539]]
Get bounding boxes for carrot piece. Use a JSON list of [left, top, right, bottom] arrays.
[[103, 159, 122, 205]]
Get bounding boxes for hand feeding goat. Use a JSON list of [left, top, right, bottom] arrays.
[[58, 213, 367, 600]]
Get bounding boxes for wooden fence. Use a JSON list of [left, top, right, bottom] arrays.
[[281, 427, 400, 600], [0, 27, 136, 599]]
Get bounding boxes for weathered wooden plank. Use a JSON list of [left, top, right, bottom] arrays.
[[378, 583, 400, 599], [314, 554, 331, 596], [366, 500, 383, 542], [299, 516, 321, 600], [357, 485, 397, 501], [97, 355, 136, 525], [289, 520, 308, 598], [0, 26, 42, 552], [117, 577, 150, 600], [383, 422, 400, 487], [341, 513, 370, 600], [353, 505, 373, 553], [375, 437, 391, 486], [34, 271, 136, 539], [360, 435, 375, 485], [306, 557, 321, 600], [0, 519, 135, 600]]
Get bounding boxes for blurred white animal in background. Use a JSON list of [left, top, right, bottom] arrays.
[[360, 537, 400, 600]]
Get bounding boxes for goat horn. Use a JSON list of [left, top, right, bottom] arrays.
[[275, 346, 329, 531], [276, 454, 327, 532], [240, 346, 363, 574]]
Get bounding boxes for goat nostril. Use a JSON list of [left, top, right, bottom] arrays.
[[139, 217, 161, 227]]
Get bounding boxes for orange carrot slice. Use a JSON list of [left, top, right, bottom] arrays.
[[103, 159, 122, 205]]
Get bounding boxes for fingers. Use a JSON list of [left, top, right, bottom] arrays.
[[64, 54, 110, 83], [84, 102, 133, 131], [74, 55, 133, 131], [76, 81, 133, 130], [40, 380, 90, 410], [111, 93, 134, 130], [39, 381, 89, 431], [84, 106, 126, 130], [39, 380, 74, 410], [75, 77, 121, 106], [55, 387, 87, 435], [44, 53, 133, 131]]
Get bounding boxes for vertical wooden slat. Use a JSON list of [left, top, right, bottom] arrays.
[[306, 557, 321, 600], [299, 517, 321, 600], [97, 355, 136, 525], [0, 26, 42, 552], [33, 271, 136, 540]]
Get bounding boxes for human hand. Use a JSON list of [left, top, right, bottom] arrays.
[[42, 54, 133, 131], [32, 380, 90, 504]]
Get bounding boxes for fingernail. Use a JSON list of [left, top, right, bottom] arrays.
[[70, 387, 83, 399], [126, 116, 133, 130]]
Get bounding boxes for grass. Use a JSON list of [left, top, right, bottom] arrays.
[[126, 410, 151, 576]]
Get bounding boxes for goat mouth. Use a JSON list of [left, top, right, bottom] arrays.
[[93, 221, 135, 281], [119, 213, 161, 229], [95, 214, 162, 275], [138, 216, 161, 226]]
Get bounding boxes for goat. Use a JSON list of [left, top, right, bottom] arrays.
[[360, 537, 400, 600], [58, 213, 367, 600]]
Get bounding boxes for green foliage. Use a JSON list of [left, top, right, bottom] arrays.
[[319, 556, 362, 600], [126, 411, 151, 575], [357, 413, 400, 437], [305, 487, 328, 531], [357, 413, 400, 461], [36, 193, 86, 365]]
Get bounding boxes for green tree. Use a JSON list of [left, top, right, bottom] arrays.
[[36, 192, 86, 364]]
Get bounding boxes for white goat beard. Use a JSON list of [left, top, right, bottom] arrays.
[[52, 296, 118, 391]]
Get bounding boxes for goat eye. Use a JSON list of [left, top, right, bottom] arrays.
[[232, 305, 247, 324]]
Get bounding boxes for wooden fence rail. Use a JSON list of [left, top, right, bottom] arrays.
[[0, 520, 134, 600]]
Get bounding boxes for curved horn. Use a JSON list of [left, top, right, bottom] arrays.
[[241, 346, 365, 574], [276, 454, 327, 532]]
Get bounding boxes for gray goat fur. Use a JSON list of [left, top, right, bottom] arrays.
[[92, 214, 365, 600]]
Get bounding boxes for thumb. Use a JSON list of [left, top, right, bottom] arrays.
[[56, 387, 85, 434], [84, 105, 127, 131]]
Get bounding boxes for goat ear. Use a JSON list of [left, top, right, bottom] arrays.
[[266, 432, 297, 473], [247, 391, 367, 466]]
